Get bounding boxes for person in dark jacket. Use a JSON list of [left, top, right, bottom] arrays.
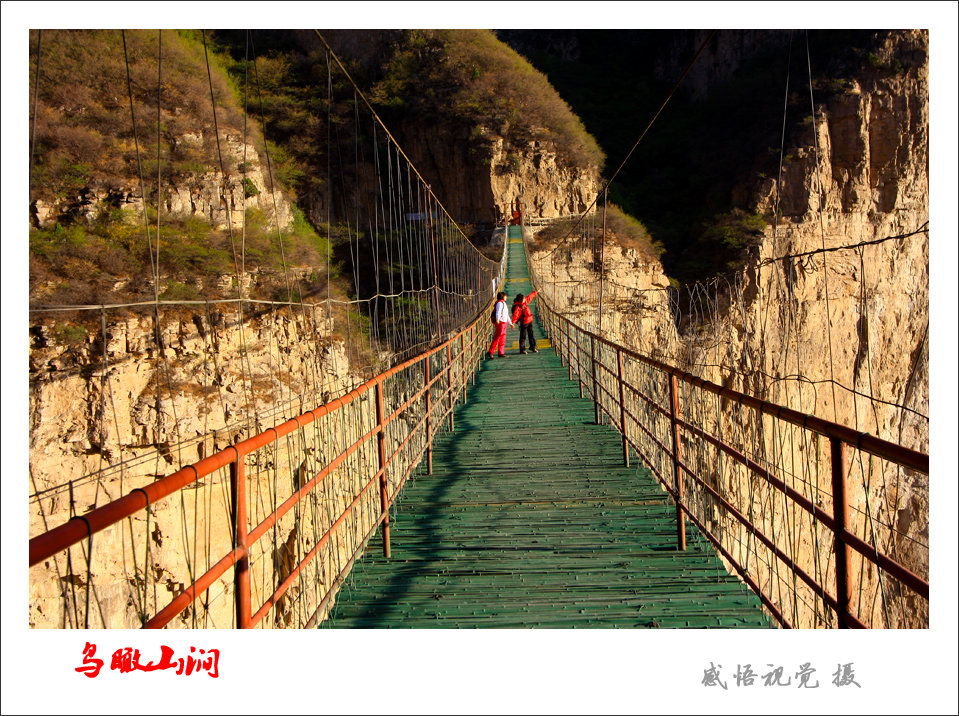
[[511, 291, 538, 354]]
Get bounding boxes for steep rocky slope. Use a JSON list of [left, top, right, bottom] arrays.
[[29, 30, 294, 236], [400, 124, 599, 225]]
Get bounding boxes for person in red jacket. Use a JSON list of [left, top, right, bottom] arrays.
[[511, 290, 538, 354]]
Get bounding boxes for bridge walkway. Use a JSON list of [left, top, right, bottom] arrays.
[[325, 226, 771, 628]]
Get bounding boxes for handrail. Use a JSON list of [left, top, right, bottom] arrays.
[[537, 291, 929, 629], [524, 212, 595, 227], [546, 302, 927, 473]]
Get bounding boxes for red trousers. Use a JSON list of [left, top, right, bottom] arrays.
[[489, 321, 508, 356]]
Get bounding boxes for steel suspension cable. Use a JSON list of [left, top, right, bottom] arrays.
[[326, 48, 334, 362], [312, 30, 496, 268], [29, 30, 42, 196], [804, 30, 839, 423], [122, 30, 159, 303], [202, 29, 258, 441], [773, 31, 794, 247]]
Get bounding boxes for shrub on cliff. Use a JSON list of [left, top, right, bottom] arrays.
[[370, 30, 605, 172], [29, 29, 245, 201], [680, 209, 768, 278], [529, 204, 662, 262], [29, 205, 344, 305], [28, 29, 348, 306]]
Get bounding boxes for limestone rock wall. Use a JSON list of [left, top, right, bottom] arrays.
[[653, 30, 792, 104], [528, 241, 677, 360], [394, 124, 600, 226], [488, 136, 600, 219], [28, 301, 366, 628], [31, 132, 293, 232]]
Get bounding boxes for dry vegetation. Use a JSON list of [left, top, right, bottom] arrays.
[[529, 204, 664, 261], [28, 29, 347, 306], [370, 30, 606, 171], [29, 204, 345, 305], [30, 30, 246, 198]]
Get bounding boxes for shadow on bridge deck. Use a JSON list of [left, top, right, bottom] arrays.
[[324, 229, 771, 628]]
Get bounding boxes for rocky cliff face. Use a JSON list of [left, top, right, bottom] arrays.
[[32, 132, 293, 233], [718, 31, 929, 443], [535, 28, 928, 452], [28, 302, 362, 628], [396, 123, 600, 226], [653, 29, 792, 103], [487, 135, 600, 219]]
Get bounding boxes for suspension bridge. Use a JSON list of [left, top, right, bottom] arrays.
[[325, 229, 769, 628], [26, 29, 930, 631]]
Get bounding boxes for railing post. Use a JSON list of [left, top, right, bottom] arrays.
[[559, 320, 566, 367], [831, 437, 853, 627], [590, 334, 600, 425], [446, 344, 454, 432], [460, 333, 467, 402], [578, 332, 585, 399], [425, 355, 433, 475], [469, 324, 476, 385], [668, 374, 686, 551], [550, 311, 556, 355], [553, 312, 560, 358], [230, 453, 251, 628], [428, 215, 443, 340], [617, 348, 629, 467], [375, 381, 391, 558]]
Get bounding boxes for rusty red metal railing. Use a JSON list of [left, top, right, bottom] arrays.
[[538, 295, 929, 629], [30, 310, 492, 629]]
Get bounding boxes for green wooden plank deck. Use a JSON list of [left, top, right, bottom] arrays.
[[325, 226, 771, 628]]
